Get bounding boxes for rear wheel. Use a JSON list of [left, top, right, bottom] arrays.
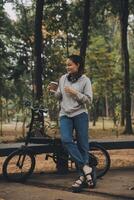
[[90, 143, 111, 178], [3, 149, 35, 182], [51, 143, 110, 178]]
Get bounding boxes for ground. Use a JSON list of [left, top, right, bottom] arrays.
[[0, 120, 134, 199], [0, 168, 134, 200]]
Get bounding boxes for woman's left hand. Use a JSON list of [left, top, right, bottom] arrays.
[[64, 86, 78, 96]]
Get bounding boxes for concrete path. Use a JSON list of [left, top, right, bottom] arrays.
[[0, 168, 134, 200]]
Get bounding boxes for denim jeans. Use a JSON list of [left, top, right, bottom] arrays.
[[59, 112, 90, 174]]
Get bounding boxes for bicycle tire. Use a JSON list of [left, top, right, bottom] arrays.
[[90, 142, 111, 179], [3, 149, 35, 182]]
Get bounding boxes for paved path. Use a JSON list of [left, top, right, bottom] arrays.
[[0, 168, 134, 200]]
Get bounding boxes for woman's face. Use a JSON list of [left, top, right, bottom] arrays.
[[66, 59, 79, 74]]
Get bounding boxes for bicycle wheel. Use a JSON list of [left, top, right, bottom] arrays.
[[3, 149, 35, 182], [89, 142, 111, 179]]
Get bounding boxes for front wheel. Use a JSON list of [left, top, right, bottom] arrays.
[[2, 148, 35, 182], [89, 142, 111, 178]]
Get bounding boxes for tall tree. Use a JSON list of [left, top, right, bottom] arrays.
[[80, 0, 91, 65], [34, 0, 45, 135], [34, 0, 44, 101], [119, 0, 133, 134]]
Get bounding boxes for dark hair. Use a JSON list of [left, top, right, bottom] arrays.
[[67, 55, 84, 82], [68, 54, 84, 75]]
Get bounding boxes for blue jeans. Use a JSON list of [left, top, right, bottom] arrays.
[[60, 112, 89, 174]]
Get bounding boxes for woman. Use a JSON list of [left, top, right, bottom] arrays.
[[47, 54, 95, 192]]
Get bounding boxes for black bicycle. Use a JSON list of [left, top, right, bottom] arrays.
[[2, 102, 111, 182]]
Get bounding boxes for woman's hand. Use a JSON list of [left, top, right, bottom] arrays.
[[47, 85, 54, 93], [64, 86, 78, 96], [47, 82, 58, 93]]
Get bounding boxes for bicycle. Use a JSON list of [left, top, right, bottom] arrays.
[[2, 101, 111, 182]]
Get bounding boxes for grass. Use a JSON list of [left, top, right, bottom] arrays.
[[0, 119, 134, 143], [0, 119, 134, 171]]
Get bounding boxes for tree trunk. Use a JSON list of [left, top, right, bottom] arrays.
[[63, 0, 69, 56], [34, 0, 44, 100], [105, 95, 109, 118], [120, 21, 125, 127], [34, 0, 45, 135], [102, 117, 105, 130], [92, 98, 99, 126], [119, 0, 133, 134], [0, 96, 3, 136], [6, 98, 10, 123], [121, 93, 125, 126], [131, 93, 134, 119], [92, 108, 97, 126], [80, 0, 91, 65]]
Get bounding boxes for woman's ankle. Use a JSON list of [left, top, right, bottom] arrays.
[[83, 164, 92, 174]]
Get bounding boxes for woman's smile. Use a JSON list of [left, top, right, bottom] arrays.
[[66, 59, 79, 74]]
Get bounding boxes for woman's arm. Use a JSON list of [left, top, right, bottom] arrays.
[[64, 77, 93, 105], [75, 78, 93, 105], [54, 85, 62, 100]]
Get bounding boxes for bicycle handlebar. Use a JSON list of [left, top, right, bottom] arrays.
[[24, 100, 48, 114], [31, 107, 48, 114]]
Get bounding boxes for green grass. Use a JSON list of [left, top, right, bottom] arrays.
[[0, 119, 134, 143]]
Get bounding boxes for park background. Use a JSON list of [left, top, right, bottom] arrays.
[[1, 1, 134, 200], [0, 0, 134, 166]]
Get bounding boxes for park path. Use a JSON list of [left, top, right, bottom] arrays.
[[0, 168, 134, 200]]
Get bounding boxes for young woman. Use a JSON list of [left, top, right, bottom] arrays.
[[47, 55, 96, 192]]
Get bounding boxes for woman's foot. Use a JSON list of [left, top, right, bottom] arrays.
[[72, 175, 85, 193], [82, 164, 96, 188]]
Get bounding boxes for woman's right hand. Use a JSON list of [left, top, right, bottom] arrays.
[[47, 82, 58, 93]]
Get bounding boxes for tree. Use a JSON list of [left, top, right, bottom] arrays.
[[80, 0, 91, 65], [32, 0, 45, 135], [34, 0, 44, 101], [0, 1, 16, 134], [119, 0, 133, 134]]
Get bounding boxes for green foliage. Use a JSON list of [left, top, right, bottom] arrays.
[[1, 0, 134, 126]]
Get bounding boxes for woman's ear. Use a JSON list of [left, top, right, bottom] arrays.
[[77, 63, 80, 69]]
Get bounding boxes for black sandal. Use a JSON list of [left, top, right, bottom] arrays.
[[72, 176, 85, 193], [83, 165, 97, 189]]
